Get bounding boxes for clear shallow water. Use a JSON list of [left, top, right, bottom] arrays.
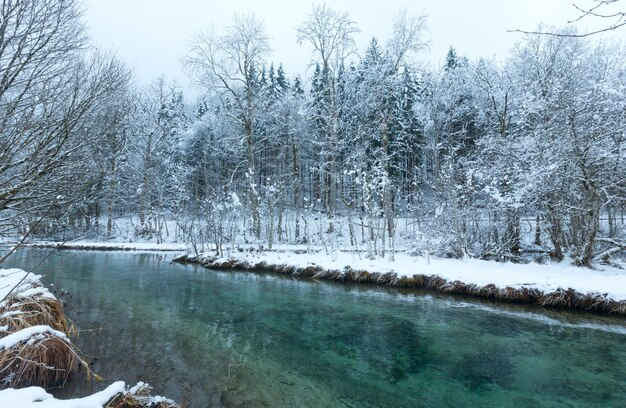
[[3, 249, 626, 407]]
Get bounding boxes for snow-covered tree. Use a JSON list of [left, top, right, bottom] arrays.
[[185, 13, 271, 239], [0, 0, 130, 237], [297, 3, 359, 219]]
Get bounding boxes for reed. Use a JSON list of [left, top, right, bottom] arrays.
[[105, 383, 180, 408], [0, 295, 70, 334], [0, 332, 79, 388]]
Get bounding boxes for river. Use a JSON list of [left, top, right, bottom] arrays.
[[3, 249, 626, 407]]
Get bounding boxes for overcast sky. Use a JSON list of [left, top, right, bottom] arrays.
[[83, 0, 625, 91]]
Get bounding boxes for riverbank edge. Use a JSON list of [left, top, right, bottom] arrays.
[[25, 242, 186, 252], [173, 253, 626, 316]]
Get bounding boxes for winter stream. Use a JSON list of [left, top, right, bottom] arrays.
[[4, 249, 626, 407]]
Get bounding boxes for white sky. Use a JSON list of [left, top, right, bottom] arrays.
[[83, 0, 625, 92]]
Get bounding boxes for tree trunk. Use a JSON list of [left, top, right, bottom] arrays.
[[547, 206, 564, 261], [292, 139, 301, 241], [580, 201, 601, 267], [504, 208, 521, 257], [534, 215, 541, 246], [245, 117, 261, 239]]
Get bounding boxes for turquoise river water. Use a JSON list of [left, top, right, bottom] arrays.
[[3, 249, 626, 407]]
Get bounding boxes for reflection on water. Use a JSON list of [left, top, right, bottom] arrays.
[[3, 249, 626, 407]]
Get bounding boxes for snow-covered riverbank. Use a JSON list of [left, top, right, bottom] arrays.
[[13, 239, 626, 313], [26, 240, 187, 252], [174, 250, 626, 315], [10, 238, 626, 314]]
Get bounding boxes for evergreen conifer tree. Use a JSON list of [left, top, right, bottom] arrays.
[[276, 63, 289, 95]]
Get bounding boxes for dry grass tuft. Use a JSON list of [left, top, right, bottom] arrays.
[[298, 265, 319, 277], [0, 333, 79, 388], [312, 269, 338, 280], [465, 284, 481, 296], [540, 289, 577, 308], [0, 294, 99, 389], [354, 271, 375, 283], [397, 274, 427, 287], [611, 301, 626, 314], [0, 296, 70, 334], [378, 272, 398, 285], [106, 394, 144, 408], [477, 284, 499, 298], [105, 383, 180, 408], [440, 280, 467, 295], [427, 276, 448, 289], [278, 265, 296, 274]]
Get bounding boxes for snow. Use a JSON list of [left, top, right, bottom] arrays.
[[0, 325, 69, 350], [22, 235, 626, 302], [0, 267, 125, 406], [0, 269, 54, 303], [210, 250, 626, 302], [128, 381, 147, 394], [0, 381, 125, 408], [29, 241, 186, 252], [126, 382, 176, 406], [1, 310, 25, 319]]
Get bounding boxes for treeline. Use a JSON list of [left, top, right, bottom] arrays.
[[1, 2, 625, 266]]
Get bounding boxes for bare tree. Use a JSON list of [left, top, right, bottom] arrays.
[[90, 90, 136, 238], [374, 11, 428, 260], [512, 0, 625, 37], [185, 14, 271, 239], [296, 3, 359, 73], [387, 9, 429, 71], [0, 0, 130, 237], [296, 4, 358, 222]]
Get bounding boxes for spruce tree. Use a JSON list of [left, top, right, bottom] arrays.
[[276, 63, 289, 96], [292, 76, 305, 96], [445, 47, 458, 71]]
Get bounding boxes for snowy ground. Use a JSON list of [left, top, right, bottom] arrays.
[[198, 249, 626, 303], [13, 237, 626, 302], [0, 382, 125, 408], [0, 381, 173, 408], [27, 240, 187, 252], [0, 268, 55, 302]]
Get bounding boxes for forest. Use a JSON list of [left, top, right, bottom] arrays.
[[1, 0, 625, 268]]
